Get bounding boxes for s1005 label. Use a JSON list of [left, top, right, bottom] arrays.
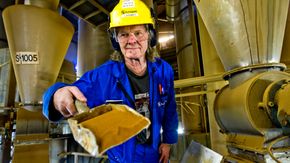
[[15, 52, 39, 64]]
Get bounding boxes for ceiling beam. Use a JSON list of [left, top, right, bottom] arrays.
[[68, 0, 86, 10], [87, 0, 109, 15], [84, 10, 101, 20]]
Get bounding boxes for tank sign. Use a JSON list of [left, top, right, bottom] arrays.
[[15, 52, 39, 64]]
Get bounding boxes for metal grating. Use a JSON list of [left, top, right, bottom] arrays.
[[59, 0, 118, 27]]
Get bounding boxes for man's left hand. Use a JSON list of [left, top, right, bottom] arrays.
[[159, 143, 171, 163]]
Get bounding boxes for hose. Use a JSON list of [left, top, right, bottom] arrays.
[[266, 136, 289, 163]]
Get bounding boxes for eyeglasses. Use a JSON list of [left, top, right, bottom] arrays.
[[117, 30, 148, 43]]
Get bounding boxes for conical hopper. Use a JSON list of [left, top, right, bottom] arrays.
[[3, 5, 74, 111], [193, 0, 289, 72]]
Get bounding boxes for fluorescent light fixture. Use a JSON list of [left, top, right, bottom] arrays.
[[178, 126, 184, 134], [158, 35, 174, 43]]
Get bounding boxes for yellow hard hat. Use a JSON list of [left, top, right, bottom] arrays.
[[109, 0, 155, 29]]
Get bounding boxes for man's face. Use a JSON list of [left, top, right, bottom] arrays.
[[117, 25, 149, 61]]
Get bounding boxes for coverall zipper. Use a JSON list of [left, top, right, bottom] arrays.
[[117, 80, 135, 108]]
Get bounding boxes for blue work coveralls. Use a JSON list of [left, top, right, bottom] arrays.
[[43, 58, 178, 163]]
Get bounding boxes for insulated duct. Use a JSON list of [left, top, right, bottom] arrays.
[[167, 0, 206, 137], [77, 19, 112, 76], [166, 0, 189, 22], [3, 1, 74, 111]]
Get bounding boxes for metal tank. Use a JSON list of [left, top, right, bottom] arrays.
[[166, 0, 207, 138], [2, 1, 74, 162], [193, 0, 288, 72], [194, 0, 290, 162], [194, 0, 289, 134], [2, 0, 74, 111], [165, 0, 212, 161], [77, 19, 112, 77]]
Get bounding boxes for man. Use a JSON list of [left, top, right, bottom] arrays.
[[42, 0, 178, 162]]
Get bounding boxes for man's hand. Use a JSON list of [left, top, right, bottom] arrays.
[[53, 86, 87, 117], [159, 143, 171, 163]]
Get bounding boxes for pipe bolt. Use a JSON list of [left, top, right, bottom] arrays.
[[268, 101, 274, 107], [258, 103, 265, 110], [281, 84, 287, 89], [282, 119, 288, 126]]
